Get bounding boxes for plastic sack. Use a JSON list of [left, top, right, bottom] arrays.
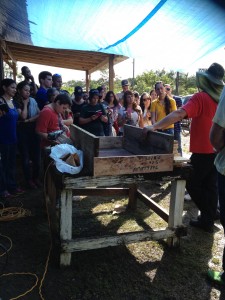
[[50, 144, 83, 174]]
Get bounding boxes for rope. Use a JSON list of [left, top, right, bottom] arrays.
[[1, 272, 39, 300], [0, 160, 55, 300], [0, 203, 31, 222]]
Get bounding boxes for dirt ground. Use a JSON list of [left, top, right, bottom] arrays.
[[0, 134, 225, 300]]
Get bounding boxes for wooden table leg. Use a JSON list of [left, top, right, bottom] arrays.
[[127, 183, 137, 210], [167, 179, 186, 247], [60, 189, 72, 266]]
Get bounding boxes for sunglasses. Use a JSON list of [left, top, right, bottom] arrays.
[[165, 87, 170, 91]]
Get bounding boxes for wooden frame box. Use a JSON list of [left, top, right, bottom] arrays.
[[70, 124, 174, 177]]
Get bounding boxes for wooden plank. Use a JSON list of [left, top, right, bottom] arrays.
[[99, 136, 123, 149], [123, 125, 174, 154], [61, 229, 176, 252], [72, 188, 129, 196], [137, 189, 169, 222], [98, 148, 131, 157], [60, 190, 73, 266], [64, 174, 147, 189], [94, 154, 173, 177], [167, 179, 186, 247], [70, 124, 99, 175]]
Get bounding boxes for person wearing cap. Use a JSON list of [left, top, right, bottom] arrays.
[[116, 79, 129, 105], [71, 86, 86, 126], [97, 86, 106, 102], [79, 89, 108, 136], [144, 63, 225, 233], [52, 74, 69, 94]]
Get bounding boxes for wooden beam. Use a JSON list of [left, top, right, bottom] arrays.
[[94, 153, 173, 177], [88, 57, 112, 74], [72, 187, 129, 196], [61, 228, 176, 252], [137, 189, 169, 222], [60, 189, 73, 266], [0, 40, 16, 63]]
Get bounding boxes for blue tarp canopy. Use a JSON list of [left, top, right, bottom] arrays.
[[0, 0, 225, 72]]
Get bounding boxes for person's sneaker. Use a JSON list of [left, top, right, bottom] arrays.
[[207, 270, 225, 285], [184, 193, 192, 201], [189, 219, 214, 233]]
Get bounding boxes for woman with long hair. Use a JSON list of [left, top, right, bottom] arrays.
[[117, 90, 143, 135], [150, 81, 177, 134], [15, 81, 41, 189], [102, 91, 120, 136], [0, 79, 24, 200], [140, 92, 151, 127]]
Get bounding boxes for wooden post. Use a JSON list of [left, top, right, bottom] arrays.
[[12, 62, 17, 81], [127, 183, 137, 210], [167, 179, 186, 246], [85, 70, 90, 92], [60, 189, 73, 266], [109, 54, 114, 91]]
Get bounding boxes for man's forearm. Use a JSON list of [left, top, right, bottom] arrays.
[[150, 108, 187, 131], [210, 123, 225, 151]]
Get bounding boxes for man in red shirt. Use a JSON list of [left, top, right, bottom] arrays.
[[144, 63, 224, 232], [36, 93, 71, 148]]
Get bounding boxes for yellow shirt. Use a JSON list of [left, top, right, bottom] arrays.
[[150, 98, 177, 129]]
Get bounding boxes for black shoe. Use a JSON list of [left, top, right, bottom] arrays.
[[189, 219, 214, 233]]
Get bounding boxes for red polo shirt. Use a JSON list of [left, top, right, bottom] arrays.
[[182, 92, 217, 154]]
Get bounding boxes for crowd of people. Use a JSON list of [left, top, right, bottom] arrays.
[[1, 62, 225, 285], [0, 66, 183, 197]]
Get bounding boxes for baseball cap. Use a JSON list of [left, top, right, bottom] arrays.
[[74, 86, 83, 96], [89, 89, 100, 98], [121, 79, 129, 86]]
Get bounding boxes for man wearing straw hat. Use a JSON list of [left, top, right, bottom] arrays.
[[144, 63, 225, 233]]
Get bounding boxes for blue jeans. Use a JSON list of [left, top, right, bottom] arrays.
[[0, 143, 17, 193]]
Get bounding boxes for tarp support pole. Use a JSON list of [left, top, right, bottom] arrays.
[[85, 70, 90, 92], [109, 54, 114, 91], [13, 62, 17, 81]]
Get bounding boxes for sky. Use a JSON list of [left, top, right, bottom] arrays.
[[17, 46, 225, 84]]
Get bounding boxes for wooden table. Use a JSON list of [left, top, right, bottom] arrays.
[[45, 125, 190, 266]]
